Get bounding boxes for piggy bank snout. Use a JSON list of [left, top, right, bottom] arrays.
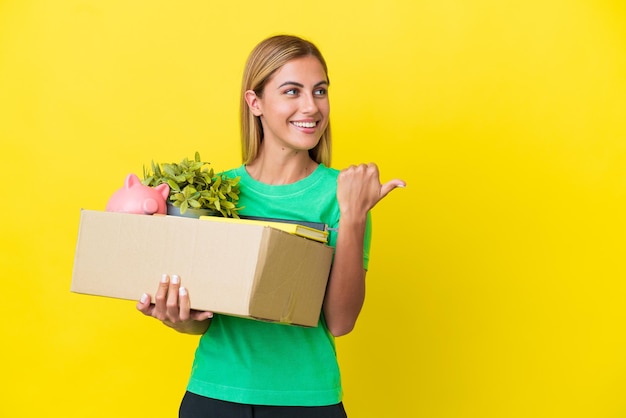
[[142, 198, 159, 215]]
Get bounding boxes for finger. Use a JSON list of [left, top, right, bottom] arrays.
[[191, 309, 214, 321], [136, 293, 153, 315], [180, 287, 214, 321], [366, 162, 380, 174], [153, 274, 170, 320], [178, 286, 191, 322], [166, 274, 182, 321], [380, 179, 406, 200]]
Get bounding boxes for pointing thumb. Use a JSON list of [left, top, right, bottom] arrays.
[[380, 179, 406, 200]]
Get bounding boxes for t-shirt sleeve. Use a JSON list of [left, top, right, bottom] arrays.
[[363, 211, 373, 271]]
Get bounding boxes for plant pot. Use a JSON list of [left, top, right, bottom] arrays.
[[166, 202, 215, 219]]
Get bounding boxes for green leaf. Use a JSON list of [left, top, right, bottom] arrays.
[[182, 186, 196, 198], [167, 179, 180, 191], [152, 161, 162, 177], [163, 164, 177, 177]]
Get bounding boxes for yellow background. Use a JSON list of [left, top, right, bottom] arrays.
[[1, 1, 625, 417]]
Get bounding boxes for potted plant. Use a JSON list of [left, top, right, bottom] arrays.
[[142, 152, 242, 218]]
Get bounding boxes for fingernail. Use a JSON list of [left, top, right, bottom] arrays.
[[172, 275, 180, 284], [179, 286, 187, 296], [140, 293, 149, 304], [161, 274, 169, 283]]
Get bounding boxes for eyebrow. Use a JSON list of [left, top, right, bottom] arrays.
[[277, 80, 329, 89]]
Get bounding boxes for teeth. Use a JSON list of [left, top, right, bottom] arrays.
[[292, 121, 316, 128]]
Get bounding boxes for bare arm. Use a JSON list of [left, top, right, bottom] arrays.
[[136, 274, 213, 335], [323, 163, 405, 336]]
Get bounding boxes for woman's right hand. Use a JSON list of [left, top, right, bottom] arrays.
[[136, 274, 214, 335]]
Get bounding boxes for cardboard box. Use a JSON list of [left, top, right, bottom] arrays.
[[71, 210, 334, 327]]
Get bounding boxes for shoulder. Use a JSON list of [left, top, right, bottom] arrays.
[[304, 164, 340, 192], [220, 165, 245, 179], [316, 164, 340, 180]]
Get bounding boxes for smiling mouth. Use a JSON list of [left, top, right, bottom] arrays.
[[291, 121, 317, 128]]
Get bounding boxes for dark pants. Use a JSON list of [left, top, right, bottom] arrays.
[[179, 391, 348, 418]]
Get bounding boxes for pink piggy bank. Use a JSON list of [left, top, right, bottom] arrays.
[[106, 173, 170, 215]]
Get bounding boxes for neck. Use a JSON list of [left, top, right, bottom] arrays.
[[246, 146, 319, 185]]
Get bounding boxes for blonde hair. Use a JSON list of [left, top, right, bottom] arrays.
[[240, 35, 331, 166]]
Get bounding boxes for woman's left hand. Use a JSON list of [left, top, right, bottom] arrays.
[[337, 163, 405, 217], [324, 163, 404, 336]]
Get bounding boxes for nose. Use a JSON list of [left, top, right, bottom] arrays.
[[301, 92, 319, 114]]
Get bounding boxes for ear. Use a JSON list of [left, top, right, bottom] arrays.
[[155, 183, 170, 200], [125, 173, 141, 189], [245, 90, 263, 116]]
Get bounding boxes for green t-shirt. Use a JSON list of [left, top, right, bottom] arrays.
[[186, 164, 372, 406]]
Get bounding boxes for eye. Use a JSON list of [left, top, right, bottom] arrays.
[[314, 88, 327, 97], [284, 88, 299, 96]]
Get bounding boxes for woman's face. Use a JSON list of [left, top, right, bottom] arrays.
[[247, 55, 330, 156]]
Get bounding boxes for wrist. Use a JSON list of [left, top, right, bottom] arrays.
[[338, 212, 367, 229]]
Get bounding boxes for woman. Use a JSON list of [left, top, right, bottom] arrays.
[[137, 34, 405, 417]]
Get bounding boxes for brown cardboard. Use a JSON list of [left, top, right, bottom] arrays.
[[71, 210, 334, 327]]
